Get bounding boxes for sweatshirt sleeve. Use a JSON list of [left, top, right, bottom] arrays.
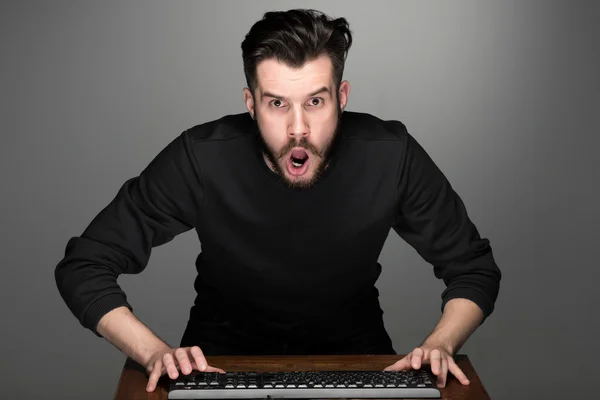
[[54, 130, 203, 337], [392, 127, 502, 324]]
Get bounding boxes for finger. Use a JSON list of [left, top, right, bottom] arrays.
[[411, 347, 424, 369], [175, 348, 193, 375], [430, 349, 443, 375], [146, 359, 164, 392], [448, 358, 470, 385], [437, 357, 449, 388], [206, 365, 227, 373], [163, 352, 179, 379], [189, 346, 208, 372], [383, 356, 412, 371]]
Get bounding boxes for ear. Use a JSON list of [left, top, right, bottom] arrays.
[[338, 80, 351, 111], [243, 87, 255, 119]]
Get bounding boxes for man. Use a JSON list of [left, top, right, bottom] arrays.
[[55, 8, 501, 393]]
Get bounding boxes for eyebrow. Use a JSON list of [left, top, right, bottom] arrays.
[[261, 86, 331, 100]]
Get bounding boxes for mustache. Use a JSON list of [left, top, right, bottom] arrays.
[[277, 137, 322, 159]]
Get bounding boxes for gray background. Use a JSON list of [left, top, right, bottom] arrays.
[[1, 0, 598, 399]]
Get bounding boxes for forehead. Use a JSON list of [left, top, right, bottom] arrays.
[[255, 55, 334, 97]]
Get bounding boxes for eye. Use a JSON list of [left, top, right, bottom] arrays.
[[308, 98, 324, 107], [270, 99, 286, 108]]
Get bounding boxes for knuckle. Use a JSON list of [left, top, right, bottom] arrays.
[[190, 347, 203, 357]]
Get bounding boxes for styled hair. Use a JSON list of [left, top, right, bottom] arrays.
[[241, 9, 353, 94]]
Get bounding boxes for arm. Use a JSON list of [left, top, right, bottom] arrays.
[[54, 130, 203, 340], [392, 126, 502, 339], [96, 306, 171, 367], [420, 297, 483, 355]]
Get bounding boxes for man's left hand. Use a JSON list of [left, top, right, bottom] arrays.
[[383, 344, 470, 388]]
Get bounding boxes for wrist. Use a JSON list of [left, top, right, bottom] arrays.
[[141, 341, 172, 367], [421, 336, 455, 355]]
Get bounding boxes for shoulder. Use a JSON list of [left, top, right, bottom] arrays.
[[341, 111, 409, 142], [183, 112, 254, 144]]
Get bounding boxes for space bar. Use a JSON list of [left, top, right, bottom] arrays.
[[168, 387, 441, 399]]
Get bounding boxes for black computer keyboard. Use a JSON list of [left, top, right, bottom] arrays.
[[168, 370, 441, 399]]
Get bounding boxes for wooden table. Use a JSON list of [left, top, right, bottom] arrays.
[[114, 354, 491, 400]]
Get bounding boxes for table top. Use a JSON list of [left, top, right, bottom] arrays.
[[114, 354, 490, 400]]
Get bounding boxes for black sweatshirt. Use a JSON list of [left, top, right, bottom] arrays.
[[54, 111, 501, 338]]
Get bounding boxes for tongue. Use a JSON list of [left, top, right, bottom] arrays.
[[291, 149, 308, 160]]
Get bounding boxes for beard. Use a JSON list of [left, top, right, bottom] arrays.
[[254, 99, 344, 190]]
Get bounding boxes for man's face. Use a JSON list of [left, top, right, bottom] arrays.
[[244, 55, 350, 189]]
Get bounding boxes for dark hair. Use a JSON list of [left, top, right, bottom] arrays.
[[241, 9, 353, 94]]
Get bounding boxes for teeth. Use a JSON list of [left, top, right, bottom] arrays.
[[292, 161, 302, 167]]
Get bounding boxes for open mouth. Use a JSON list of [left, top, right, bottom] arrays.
[[287, 148, 310, 176]]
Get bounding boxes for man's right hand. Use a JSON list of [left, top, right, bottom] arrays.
[[145, 345, 226, 392]]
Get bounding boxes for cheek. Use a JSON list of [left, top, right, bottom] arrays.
[[258, 115, 287, 148], [311, 114, 338, 146]]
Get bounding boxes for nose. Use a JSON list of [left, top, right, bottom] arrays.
[[288, 108, 309, 139]]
